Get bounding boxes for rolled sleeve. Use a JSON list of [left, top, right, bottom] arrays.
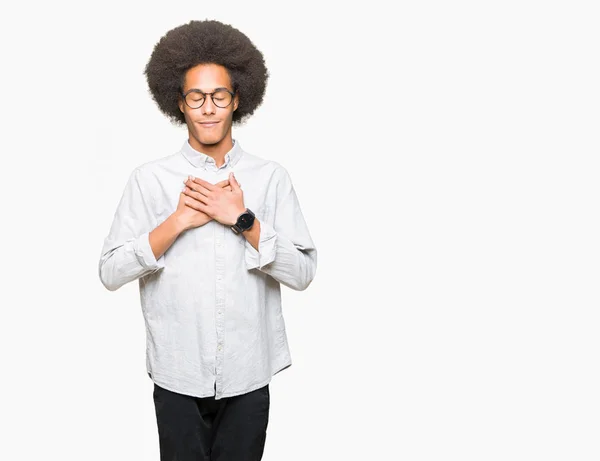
[[134, 230, 166, 271], [244, 220, 277, 270]]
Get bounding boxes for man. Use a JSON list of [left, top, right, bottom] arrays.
[[98, 19, 317, 460]]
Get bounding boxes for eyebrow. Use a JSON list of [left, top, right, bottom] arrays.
[[186, 87, 230, 93]]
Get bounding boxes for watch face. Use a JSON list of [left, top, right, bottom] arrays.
[[239, 213, 254, 227]]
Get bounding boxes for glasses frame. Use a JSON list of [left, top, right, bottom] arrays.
[[180, 87, 236, 109]]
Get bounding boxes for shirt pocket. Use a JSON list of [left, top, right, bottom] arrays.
[[255, 204, 270, 222]]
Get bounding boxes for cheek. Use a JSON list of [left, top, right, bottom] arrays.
[[181, 109, 193, 124], [223, 108, 234, 120], [219, 110, 234, 128]]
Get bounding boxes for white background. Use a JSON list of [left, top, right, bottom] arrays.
[[1, 1, 598, 460]]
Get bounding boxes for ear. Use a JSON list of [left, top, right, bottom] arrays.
[[233, 94, 239, 112]]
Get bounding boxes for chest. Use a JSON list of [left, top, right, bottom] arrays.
[[152, 166, 274, 225]]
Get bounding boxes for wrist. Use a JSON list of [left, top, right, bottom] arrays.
[[230, 207, 247, 226], [231, 207, 255, 234], [242, 217, 258, 235], [169, 212, 189, 234]]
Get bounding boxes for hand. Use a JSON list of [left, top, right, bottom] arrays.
[[174, 177, 232, 231], [182, 172, 246, 226]]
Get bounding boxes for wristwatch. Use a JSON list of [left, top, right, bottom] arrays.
[[231, 208, 255, 234]]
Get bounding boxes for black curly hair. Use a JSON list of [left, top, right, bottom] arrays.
[[144, 19, 269, 126]]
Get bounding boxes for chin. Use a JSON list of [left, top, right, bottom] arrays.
[[196, 132, 224, 145]]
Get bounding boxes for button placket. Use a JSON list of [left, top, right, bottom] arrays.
[[214, 222, 226, 396]]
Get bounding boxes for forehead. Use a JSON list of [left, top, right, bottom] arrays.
[[183, 63, 232, 91]]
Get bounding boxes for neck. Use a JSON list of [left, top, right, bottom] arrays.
[[188, 133, 233, 168]]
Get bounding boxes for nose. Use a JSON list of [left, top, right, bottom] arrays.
[[202, 95, 217, 115]]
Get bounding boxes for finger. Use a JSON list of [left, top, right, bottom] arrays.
[[183, 186, 209, 204], [184, 178, 211, 198], [182, 193, 209, 212], [215, 179, 231, 188], [217, 179, 235, 190], [191, 176, 216, 191], [229, 172, 240, 189]]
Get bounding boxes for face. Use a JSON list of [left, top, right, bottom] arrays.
[[178, 63, 239, 151]]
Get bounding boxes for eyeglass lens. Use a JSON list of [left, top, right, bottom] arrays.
[[185, 90, 233, 109]]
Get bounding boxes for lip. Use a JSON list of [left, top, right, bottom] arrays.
[[199, 121, 220, 127]]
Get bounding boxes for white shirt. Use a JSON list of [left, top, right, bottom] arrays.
[[98, 138, 317, 399]]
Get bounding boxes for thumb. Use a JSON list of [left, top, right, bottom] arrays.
[[229, 172, 241, 189]]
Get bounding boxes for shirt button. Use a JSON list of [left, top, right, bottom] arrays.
[[218, 345, 222, 351]]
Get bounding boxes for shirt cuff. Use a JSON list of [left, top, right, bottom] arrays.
[[134, 231, 166, 271], [244, 220, 277, 270]]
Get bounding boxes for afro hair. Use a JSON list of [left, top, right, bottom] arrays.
[[144, 19, 269, 126]]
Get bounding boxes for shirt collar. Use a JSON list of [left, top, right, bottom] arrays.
[[180, 138, 243, 169]]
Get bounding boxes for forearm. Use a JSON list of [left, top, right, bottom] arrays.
[[243, 219, 317, 291], [242, 218, 260, 252], [257, 233, 317, 291], [149, 213, 187, 260], [99, 213, 183, 291], [99, 229, 167, 291]]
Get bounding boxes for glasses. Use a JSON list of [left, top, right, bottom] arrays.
[[181, 88, 236, 109]]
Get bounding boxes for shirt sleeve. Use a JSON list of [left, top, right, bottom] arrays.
[[244, 166, 317, 291], [98, 167, 166, 291]]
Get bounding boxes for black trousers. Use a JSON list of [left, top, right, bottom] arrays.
[[152, 381, 270, 461]]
